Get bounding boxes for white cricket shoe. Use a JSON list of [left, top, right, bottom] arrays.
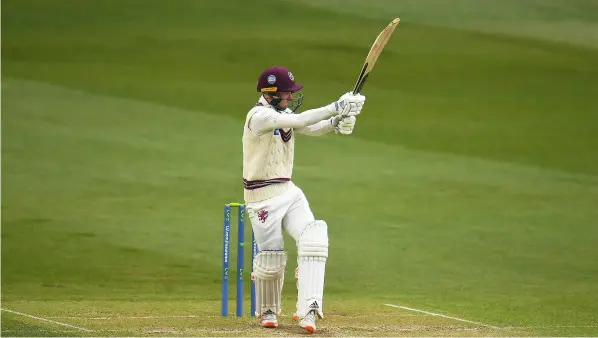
[[292, 312, 299, 321], [299, 310, 317, 333], [259, 311, 278, 328]]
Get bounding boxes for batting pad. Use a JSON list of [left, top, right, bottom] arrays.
[[252, 250, 287, 316], [297, 220, 328, 319]]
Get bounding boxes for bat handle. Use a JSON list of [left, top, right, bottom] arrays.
[[352, 81, 362, 95], [353, 75, 368, 95]]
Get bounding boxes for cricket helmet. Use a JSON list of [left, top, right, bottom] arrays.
[[256, 66, 304, 112], [257, 66, 303, 93]]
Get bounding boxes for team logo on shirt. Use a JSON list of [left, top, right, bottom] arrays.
[[273, 128, 292, 142], [257, 209, 269, 223]]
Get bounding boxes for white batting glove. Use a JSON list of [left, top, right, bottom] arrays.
[[342, 92, 366, 116], [331, 115, 357, 135], [326, 92, 366, 116]]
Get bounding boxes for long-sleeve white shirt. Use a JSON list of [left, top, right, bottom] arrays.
[[242, 96, 336, 202], [248, 96, 335, 136]]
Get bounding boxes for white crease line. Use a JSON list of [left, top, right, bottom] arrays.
[[504, 325, 598, 329], [383, 303, 500, 329], [46, 315, 203, 320], [2, 329, 122, 333], [170, 326, 480, 334], [46, 313, 421, 320], [1, 308, 93, 332], [330, 313, 421, 317]]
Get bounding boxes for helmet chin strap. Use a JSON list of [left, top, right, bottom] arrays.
[[265, 94, 286, 111], [264, 92, 303, 112]]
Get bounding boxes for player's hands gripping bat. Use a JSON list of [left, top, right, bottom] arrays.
[[327, 92, 365, 116]]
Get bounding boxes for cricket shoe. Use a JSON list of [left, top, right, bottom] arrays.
[[299, 310, 317, 333], [292, 312, 298, 321], [259, 310, 278, 328]]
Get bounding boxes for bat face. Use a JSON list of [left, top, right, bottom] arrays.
[[353, 18, 400, 94]]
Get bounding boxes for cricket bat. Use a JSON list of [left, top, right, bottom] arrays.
[[352, 17, 400, 94]]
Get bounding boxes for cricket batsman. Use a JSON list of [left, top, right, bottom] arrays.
[[243, 66, 365, 332]]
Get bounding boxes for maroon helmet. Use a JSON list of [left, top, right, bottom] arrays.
[[256, 66, 304, 112], [257, 66, 303, 93]]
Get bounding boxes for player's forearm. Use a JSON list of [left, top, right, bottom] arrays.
[[296, 118, 335, 136], [296, 106, 335, 127], [254, 106, 333, 133]]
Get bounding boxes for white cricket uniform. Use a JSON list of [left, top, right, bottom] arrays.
[[243, 92, 361, 321], [242, 96, 334, 250]]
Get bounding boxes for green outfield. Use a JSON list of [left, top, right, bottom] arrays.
[[2, 0, 598, 336]]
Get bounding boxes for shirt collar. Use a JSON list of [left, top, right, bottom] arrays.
[[257, 95, 270, 106]]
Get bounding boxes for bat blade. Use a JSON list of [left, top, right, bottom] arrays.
[[352, 17, 400, 94]]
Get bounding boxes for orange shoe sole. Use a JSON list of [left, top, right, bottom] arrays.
[[302, 325, 316, 333], [258, 316, 278, 328], [262, 322, 277, 328]]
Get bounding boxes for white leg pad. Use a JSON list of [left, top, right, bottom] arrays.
[[297, 220, 328, 319], [252, 250, 287, 316]]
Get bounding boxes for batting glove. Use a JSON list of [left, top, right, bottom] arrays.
[[331, 115, 357, 135], [327, 92, 366, 116]]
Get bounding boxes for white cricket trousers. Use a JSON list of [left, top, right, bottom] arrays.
[[246, 182, 315, 251]]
